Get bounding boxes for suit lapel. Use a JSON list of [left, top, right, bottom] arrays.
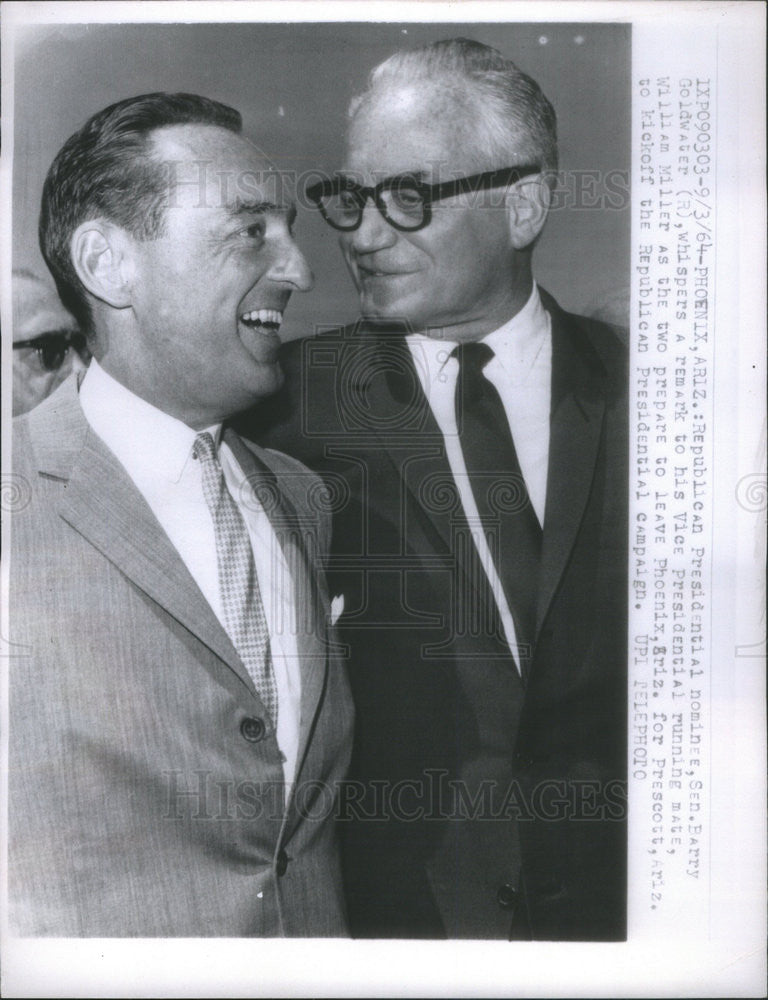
[[360, 332, 477, 569], [57, 428, 259, 694], [29, 378, 261, 697], [537, 302, 608, 635]]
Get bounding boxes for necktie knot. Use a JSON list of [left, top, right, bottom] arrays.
[[193, 431, 217, 464], [452, 342, 494, 403], [194, 431, 229, 512], [452, 341, 494, 373]]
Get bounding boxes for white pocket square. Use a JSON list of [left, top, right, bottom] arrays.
[[330, 594, 345, 626]]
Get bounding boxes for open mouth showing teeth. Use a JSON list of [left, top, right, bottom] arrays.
[[239, 308, 283, 330]]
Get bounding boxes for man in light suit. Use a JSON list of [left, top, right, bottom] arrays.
[[249, 39, 628, 939], [9, 92, 354, 936]]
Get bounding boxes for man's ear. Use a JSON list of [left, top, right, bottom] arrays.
[[70, 220, 135, 310], [505, 176, 552, 250]]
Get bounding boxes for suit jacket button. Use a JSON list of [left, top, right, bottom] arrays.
[[240, 717, 266, 743], [497, 883, 519, 911], [276, 849, 289, 877]]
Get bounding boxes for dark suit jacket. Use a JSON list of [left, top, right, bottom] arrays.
[[242, 290, 628, 940], [9, 376, 354, 936]]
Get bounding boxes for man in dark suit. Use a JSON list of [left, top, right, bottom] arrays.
[[9, 92, 354, 935], [248, 38, 627, 940]]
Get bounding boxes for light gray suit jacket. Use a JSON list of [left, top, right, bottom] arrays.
[[8, 376, 354, 936]]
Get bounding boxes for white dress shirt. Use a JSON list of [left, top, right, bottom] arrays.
[[406, 284, 552, 672], [79, 359, 301, 786]]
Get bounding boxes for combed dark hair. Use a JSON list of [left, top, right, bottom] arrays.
[[39, 92, 242, 332], [349, 38, 558, 179]]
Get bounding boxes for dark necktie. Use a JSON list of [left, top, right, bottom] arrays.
[[194, 431, 278, 724], [452, 342, 542, 675]]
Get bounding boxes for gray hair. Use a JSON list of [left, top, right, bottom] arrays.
[[349, 38, 558, 178]]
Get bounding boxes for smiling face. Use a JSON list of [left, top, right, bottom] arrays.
[[340, 85, 525, 342], [105, 123, 313, 427]]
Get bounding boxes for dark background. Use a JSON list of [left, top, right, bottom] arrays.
[[13, 21, 630, 339]]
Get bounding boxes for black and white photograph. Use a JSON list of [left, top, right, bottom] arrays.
[[0, 2, 764, 997]]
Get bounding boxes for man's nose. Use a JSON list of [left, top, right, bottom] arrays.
[[268, 236, 314, 292], [346, 201, 397, 254]]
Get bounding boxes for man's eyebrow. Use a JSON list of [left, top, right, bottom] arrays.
[[227, 199, 297, 225], [227, 198, 279, 216], [338, 169, 428, 186]]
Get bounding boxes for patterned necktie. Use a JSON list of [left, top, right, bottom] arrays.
[[194, 431, 278, 724], [452, 342, 542, 677]]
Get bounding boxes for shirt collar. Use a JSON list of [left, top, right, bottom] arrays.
[[406, 283, 549, 385], [79, 358, 222, 484]]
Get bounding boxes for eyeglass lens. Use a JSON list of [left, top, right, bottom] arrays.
[[16, 333, 88, 372], [320, 183, 426, 231], [38, 339, 70, 371]]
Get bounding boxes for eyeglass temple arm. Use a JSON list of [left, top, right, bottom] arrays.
[[426, 164, 542, 199]]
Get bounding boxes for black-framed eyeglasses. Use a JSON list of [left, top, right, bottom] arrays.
[[306, 164, 541, 233], [13, 330, 89, 372]]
